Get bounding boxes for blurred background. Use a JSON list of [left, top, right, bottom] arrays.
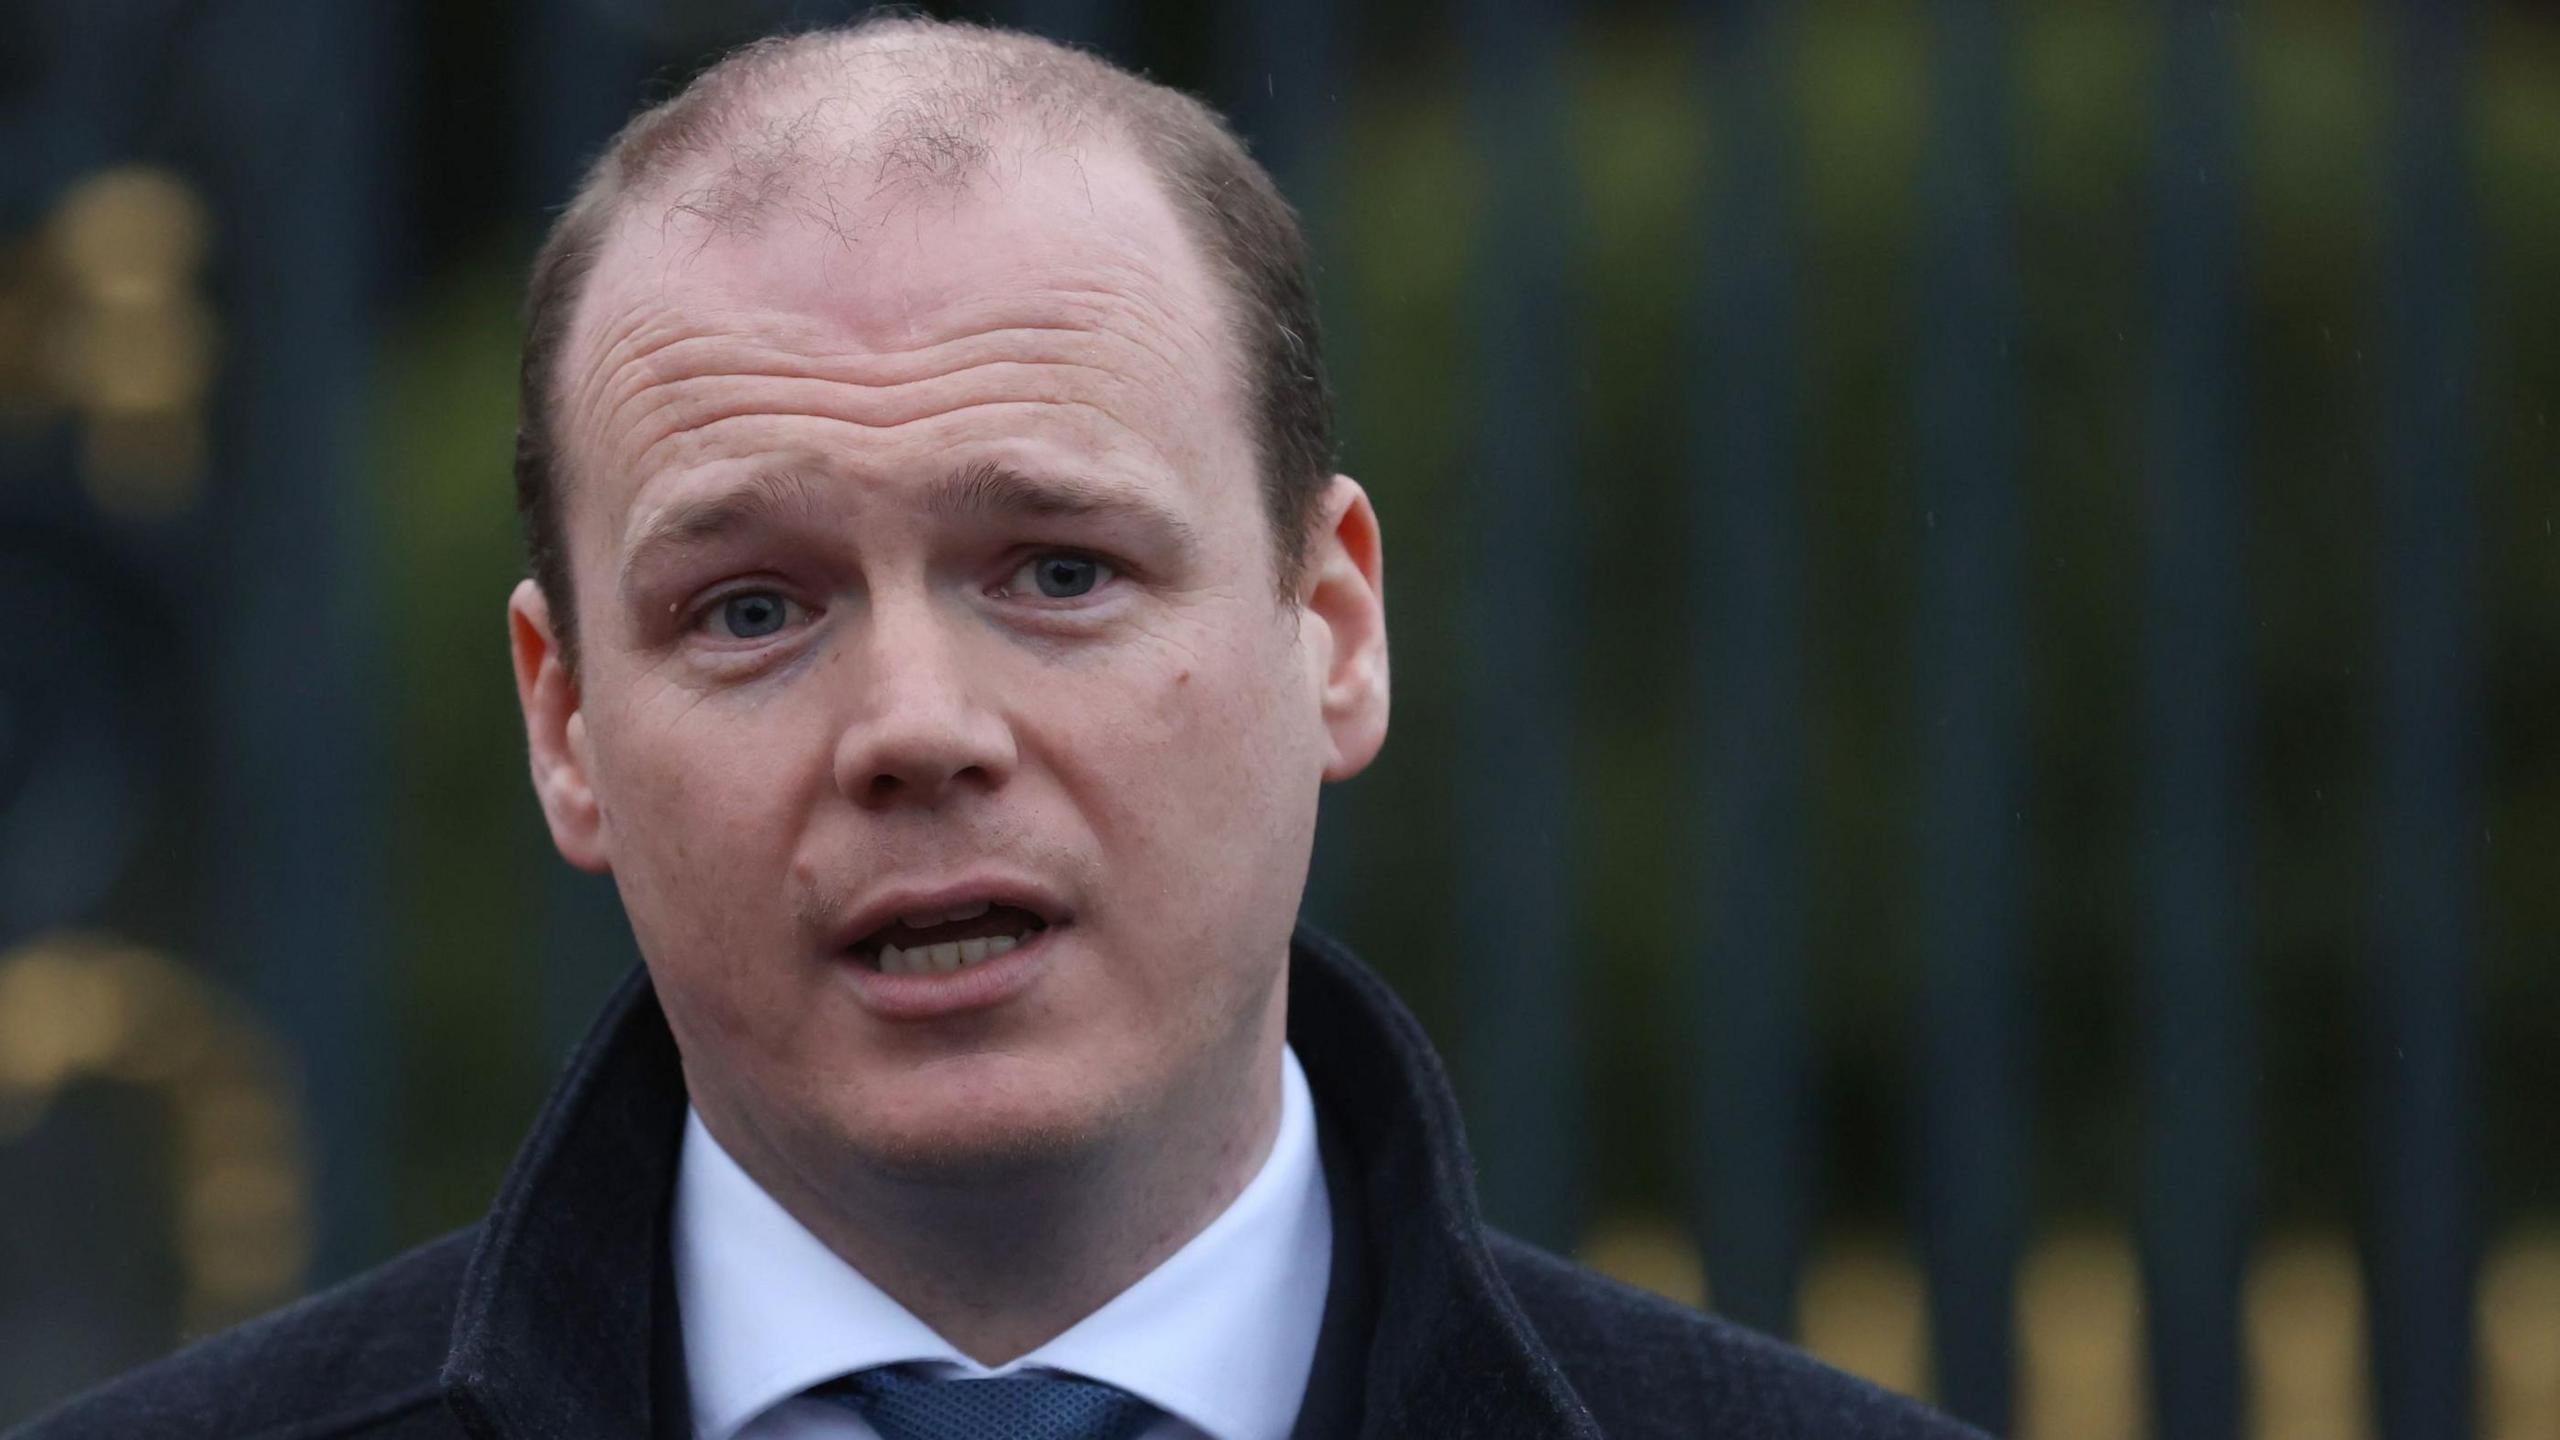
[[1, 0, 2554, 1434]]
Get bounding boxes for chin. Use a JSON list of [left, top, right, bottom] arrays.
[[817, 1072, 1135, 1188]]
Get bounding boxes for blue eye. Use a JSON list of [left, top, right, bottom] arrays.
[[1015, 554, 1111, 599], [715, 590, 792, 638]]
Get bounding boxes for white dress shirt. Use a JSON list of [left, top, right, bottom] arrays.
[[673, 1047, 1333, 1440]]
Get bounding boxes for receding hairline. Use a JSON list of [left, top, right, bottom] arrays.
[[547, 23, 1256, 474], [570, 23, 1193, 280]]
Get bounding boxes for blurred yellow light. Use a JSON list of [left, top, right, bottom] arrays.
[[181, 1081, 296, 1157], [184, 1235, 308, 1318], [66, 293, 216, 413], [1576, 1212, 1709, 1310], [48, 168, 210, 304], [183, 1159, 305, 1243], [2246, 1231, 2369, 1440], [0, 933, 310, 1335], [29, 167, 219, 515], [1800, 1233, 1932, 1403], [2020, 1224, 2144, 1440], [0, 949, 134, 1092], [101, 990, 217, 1082], [2484, 1229, 2560, 1440]]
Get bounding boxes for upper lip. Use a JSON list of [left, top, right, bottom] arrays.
[[828, 874, 1071, 954]]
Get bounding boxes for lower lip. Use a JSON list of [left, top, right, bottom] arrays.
[[838, 925, 1060, 1021]]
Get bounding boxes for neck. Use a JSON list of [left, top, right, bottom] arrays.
[[705, 1025, 1287, 1366]]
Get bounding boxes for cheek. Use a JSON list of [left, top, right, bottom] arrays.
[[1052, 625, 1321, 944], [584, 677, 822, 987]]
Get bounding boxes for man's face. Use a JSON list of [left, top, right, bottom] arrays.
[[511, 138, 1386, 1186]]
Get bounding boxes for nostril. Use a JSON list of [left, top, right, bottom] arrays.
[[858, 761, 991, 807], [832, 703, 1013, 805]]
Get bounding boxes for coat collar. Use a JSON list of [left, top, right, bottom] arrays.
[[1281, 926, 1603, 1439], [441, 924, 1600, 1439], [441, 959, 685, 1439]]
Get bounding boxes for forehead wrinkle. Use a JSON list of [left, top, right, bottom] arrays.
[[619, 374, 1126, 482], [609, 353, 1092, 455], [573, 269, 1203, 448], [609, 328, 1103, 424], [558, 306, 696, 491], [631, 396, 1187, 488], [584, 293, 1215, 488]]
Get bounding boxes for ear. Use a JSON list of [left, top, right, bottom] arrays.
[[1296, 475, 1390, 782], [509, 579, 610, 873]]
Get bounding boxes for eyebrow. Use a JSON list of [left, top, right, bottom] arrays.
[[618, 464, 830, 593], [616, 458, 1198, 595], [927, 460, 1199, 556]]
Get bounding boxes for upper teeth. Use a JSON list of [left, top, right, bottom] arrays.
[[878, 931, 1026, 977]]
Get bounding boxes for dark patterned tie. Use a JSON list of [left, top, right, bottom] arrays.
[[821, 1365, 1162, 1440]]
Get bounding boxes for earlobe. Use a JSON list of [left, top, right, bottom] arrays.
[[508, 579, 610, 873], [1299, 475, 1390, 782]]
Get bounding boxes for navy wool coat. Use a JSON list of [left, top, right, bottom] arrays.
[[14, 926, 1986, 1439]]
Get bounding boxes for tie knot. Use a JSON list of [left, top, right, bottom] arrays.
[[823, 1365, 1160, 1440]]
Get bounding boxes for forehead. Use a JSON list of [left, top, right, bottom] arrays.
[[553, 135, 1251, 543], [591, 133, 1220, 347]]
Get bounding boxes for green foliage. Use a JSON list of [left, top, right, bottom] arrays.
[[373, 256, 546, 1244]]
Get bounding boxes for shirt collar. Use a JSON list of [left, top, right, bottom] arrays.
[[674, 1047, 1333, 1440]]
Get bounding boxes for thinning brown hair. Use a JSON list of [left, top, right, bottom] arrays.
[[515, 15, 1334, 669]]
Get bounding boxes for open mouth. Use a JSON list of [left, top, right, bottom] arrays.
[[849, 900, 1051, 977]]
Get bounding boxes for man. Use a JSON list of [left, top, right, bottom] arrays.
[[21, 17, 1980, 1439]]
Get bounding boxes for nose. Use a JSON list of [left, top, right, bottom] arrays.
[[829, 598, 1016, 809]]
